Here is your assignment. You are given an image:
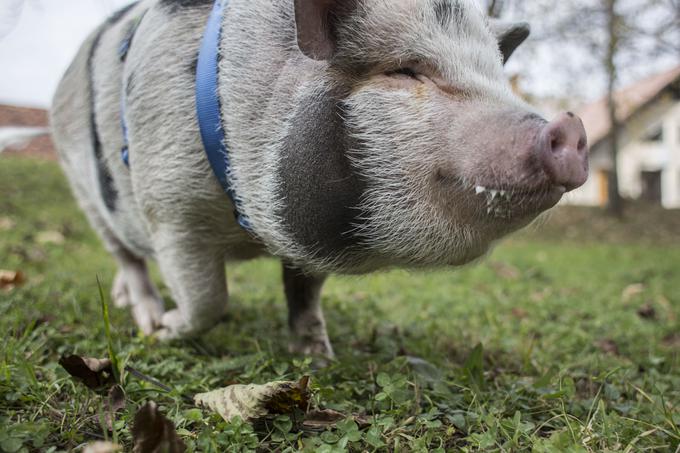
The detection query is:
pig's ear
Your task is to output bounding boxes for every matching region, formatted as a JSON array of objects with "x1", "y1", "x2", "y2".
[
  {"x1": 489, "y1": 20, "x2": 531, "y2": 64},
  {"x1": 294, "y1": 0, "x2": 343, "y2": 60}
]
